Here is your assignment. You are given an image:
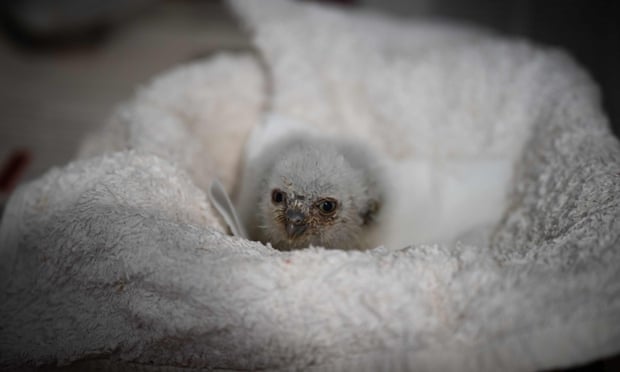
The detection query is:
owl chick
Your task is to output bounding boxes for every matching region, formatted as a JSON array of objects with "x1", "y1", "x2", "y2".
[{"x1": 236, "y1": 134, "x2": 383, "y2": 251}]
